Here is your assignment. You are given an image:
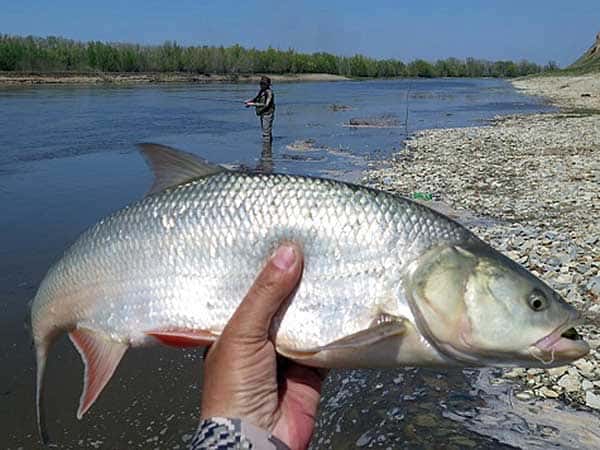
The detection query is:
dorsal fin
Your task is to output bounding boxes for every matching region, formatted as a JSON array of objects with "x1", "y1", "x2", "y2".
[{"x1": 138, "y1": 143, "x2": 225, "y2": 195}]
